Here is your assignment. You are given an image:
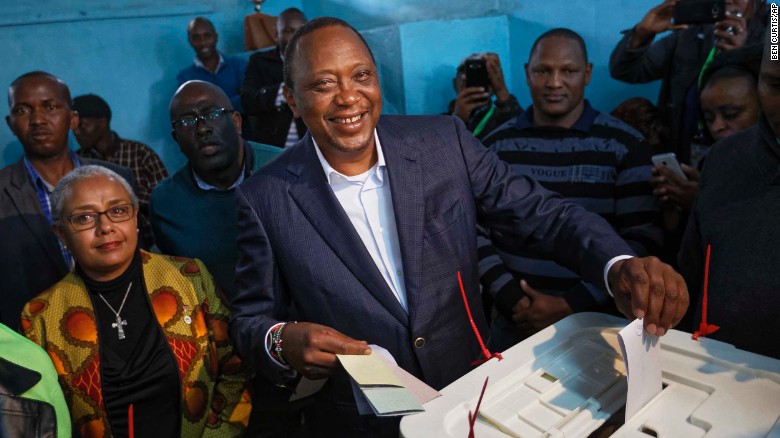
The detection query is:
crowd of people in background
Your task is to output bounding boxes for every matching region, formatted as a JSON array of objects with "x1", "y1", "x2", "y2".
[{"x1": 0, "y1": 1, "x2": 777, "y2": 436}]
